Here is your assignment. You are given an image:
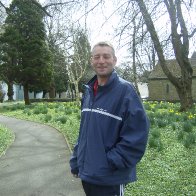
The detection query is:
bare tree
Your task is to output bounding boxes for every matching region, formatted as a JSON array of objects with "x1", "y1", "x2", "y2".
[
  {"x1": 132, "y1": 17, "x2": 140, "y2": 96},
  {"x1": 114, "y1": 1, "x2": 156, "y2": 92},
  {"x1": 132, "y1": 0, "x2": 195, "y2": 111},
  {"x1": 112, "y1": 0, "x2": 196, "y2": 111},
  {"x1": 43, "y1": 1, "x2": 74, "y2": 98},
  {"x1": 64, "y1": 26, "x2": 91, "y2": 100}
]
